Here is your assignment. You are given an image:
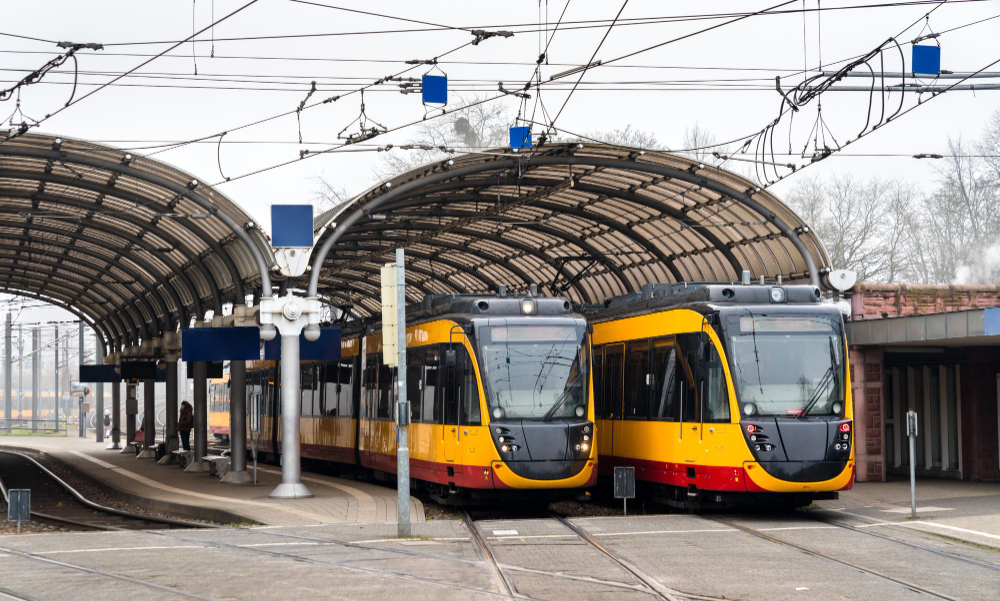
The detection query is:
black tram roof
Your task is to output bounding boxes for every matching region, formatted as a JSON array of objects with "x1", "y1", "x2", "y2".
[{"x1": 585, "y1": 282, "x2": 824, "y2": 323}]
